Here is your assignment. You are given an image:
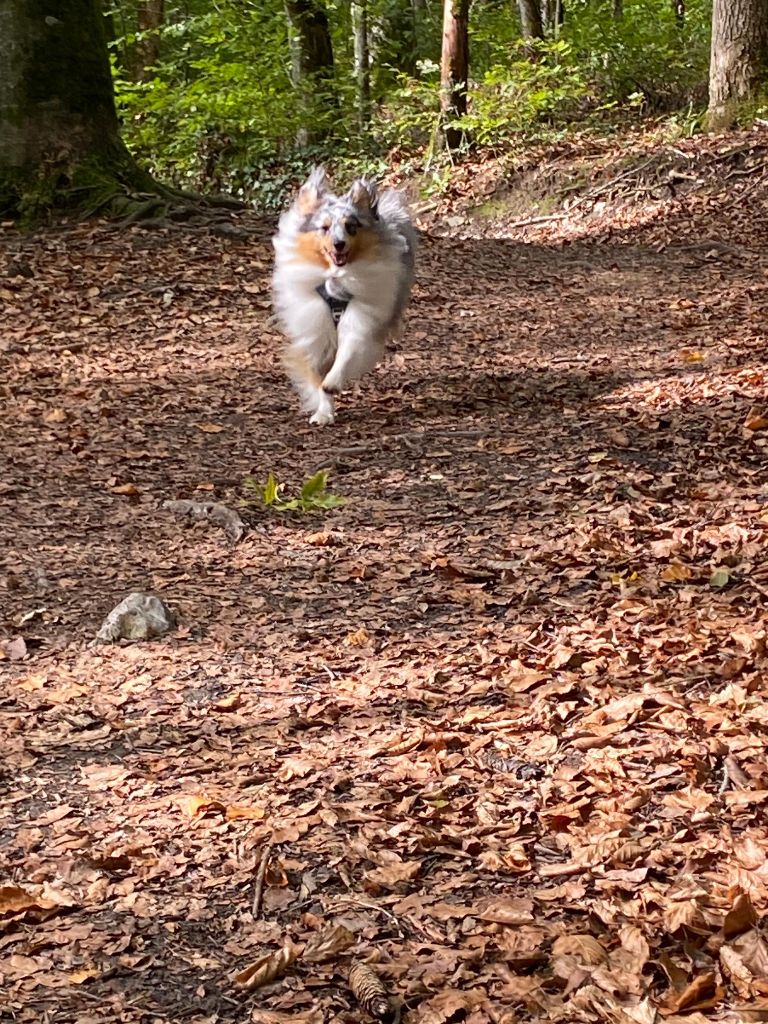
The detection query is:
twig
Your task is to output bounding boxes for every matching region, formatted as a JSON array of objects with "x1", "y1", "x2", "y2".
[
  {"x1": 332, "y1": 894, "x2": 410, "y2": 938},
  {"x1": 724, "y1": 160, "x2": 768, "y2": 180},
  {"x1": 251, "y1": 837, "x2": 274, "y2": 918},
  {"x1": 571, "y1": 154, "x2": 659, "y2": 208},
  {"x1": 719, "y1": 172, "x2": 768, "y2": 214},
  {"x1": 506, "y1": 212, "x2": 568, "y2": 229}
]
